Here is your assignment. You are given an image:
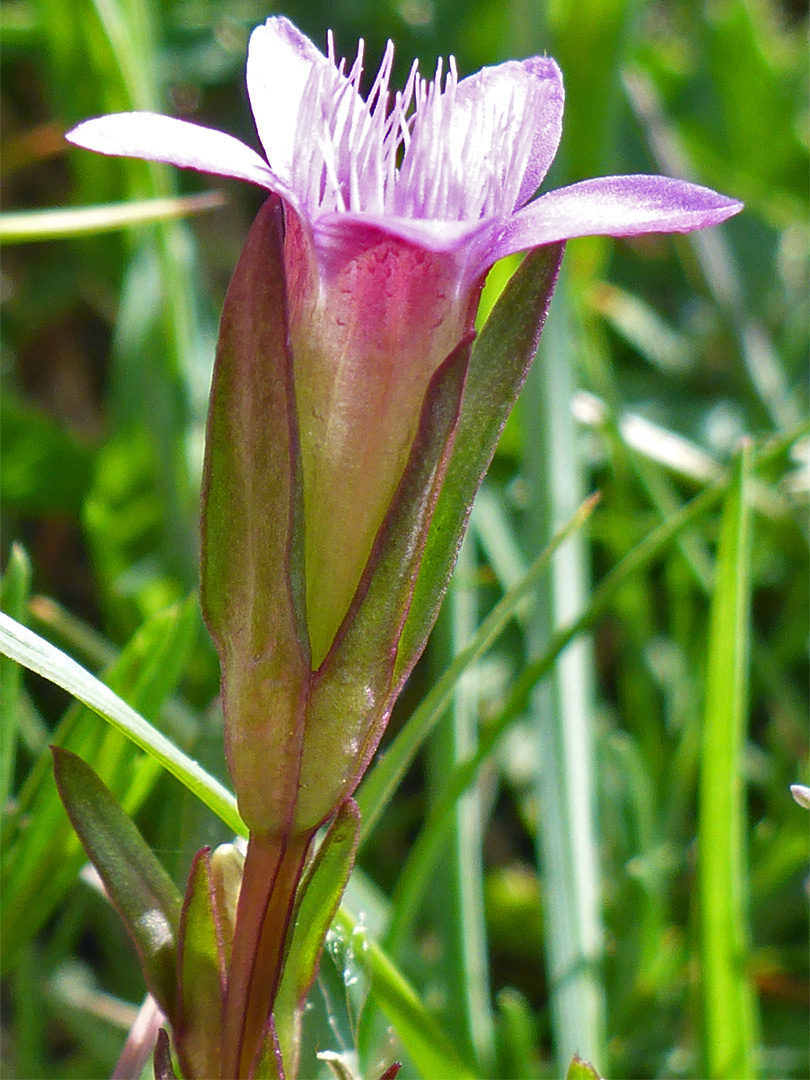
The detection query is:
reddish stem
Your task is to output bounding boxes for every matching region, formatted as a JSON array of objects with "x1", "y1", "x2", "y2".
[{"x1": 221, "y1": 831, "x2": 314, "y2": 1079}]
